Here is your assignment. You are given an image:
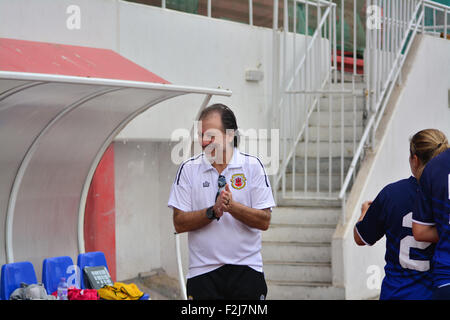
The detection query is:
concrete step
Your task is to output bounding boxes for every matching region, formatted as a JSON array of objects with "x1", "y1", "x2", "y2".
[
  {"x1": 334, "y1": 70, "x2": 364, "y2": 83},
  {"x1": 266, "y1": 280, "x2": 345, "y2": 300},
  {"x1": 275, "y1": 193, "x2": 342, "y2": 207},
  {"x1": 284, "y1": 156, "x2": 352, "y2": 174},
  {"x1": 263, "y1": 223, "x2": 335, "y2": 243},
  {"x1": 295, "y1": 141, "x2": 356, "y2": 158},
  {"x1": 305, "y1": 125, "x2": 364, "y2": 142},
  {"x1": 264, "y1": 261, "x2": 332, "y2": 283},
  {"x1": 309, "y1": 110, "x2": 364, "y2": 126},
  {"x1": 262, "y1": 241, "x2": 332, "y2": 263},
  {"x1": 325, "y1": 81, "x2": 366, "y2": 91},
  {"x1": 277, "y1": 176, "x2": 355, "y2": 195},
  {"x1": 318, "y1": 95, "x2": 365, "y2": 112},
  {"x1": 270, "y1": 206, "x2": 340, "y2": 225},
  {"x1": 283, "y1": 172, "x2": 342, "y2": 191}
]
